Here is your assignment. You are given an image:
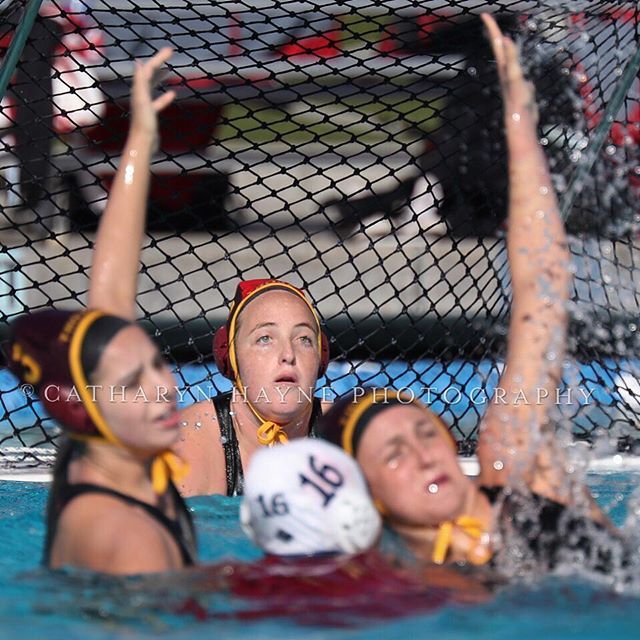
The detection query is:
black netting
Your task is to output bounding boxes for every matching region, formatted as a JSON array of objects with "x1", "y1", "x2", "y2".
[{"x1": 0, "y1": 0, "x2": 639, "y2": 465}]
